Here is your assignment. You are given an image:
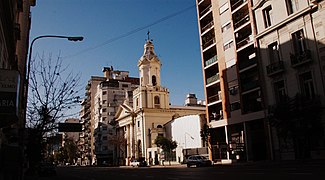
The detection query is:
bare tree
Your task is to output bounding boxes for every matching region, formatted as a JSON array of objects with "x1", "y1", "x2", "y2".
[
  {"x1": 26, "y1": 53, "x2": 82, "y2": 136},
  {"x1": 108, "y1": 133, "x2": 127, "y2": 165}
]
